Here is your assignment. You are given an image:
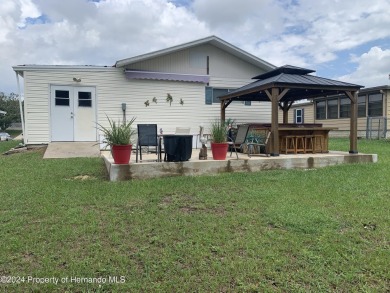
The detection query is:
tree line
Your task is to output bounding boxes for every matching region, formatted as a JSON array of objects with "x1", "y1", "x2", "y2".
[{"x1": 0, "y1": 92, "x2": 22, "y2": 131}]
